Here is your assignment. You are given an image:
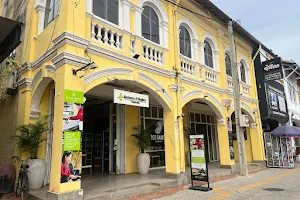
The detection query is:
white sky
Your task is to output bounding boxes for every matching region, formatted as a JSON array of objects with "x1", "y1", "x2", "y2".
[{"x1": 210, "y1": 0, "x2": 300, "y2": 63}]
